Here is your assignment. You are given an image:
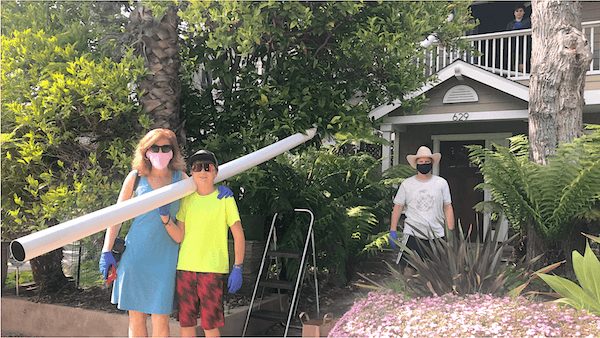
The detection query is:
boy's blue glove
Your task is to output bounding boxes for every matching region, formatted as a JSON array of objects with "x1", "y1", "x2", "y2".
[
  {"x1": 389, "y1": 230, "x2": 398, "y2": 250},
  {"x1": 217, "y1": 185, "x2": 234, "y2": 199},
  {"x1": 228, "y1": 265, "x2": 243, "y2": 293},
  {"x1": 158, "y1": 203, "x2": 170, "y2": 216},
  {"x1": 99, "y1": 251, "x2": 117, "y2": 279}
]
